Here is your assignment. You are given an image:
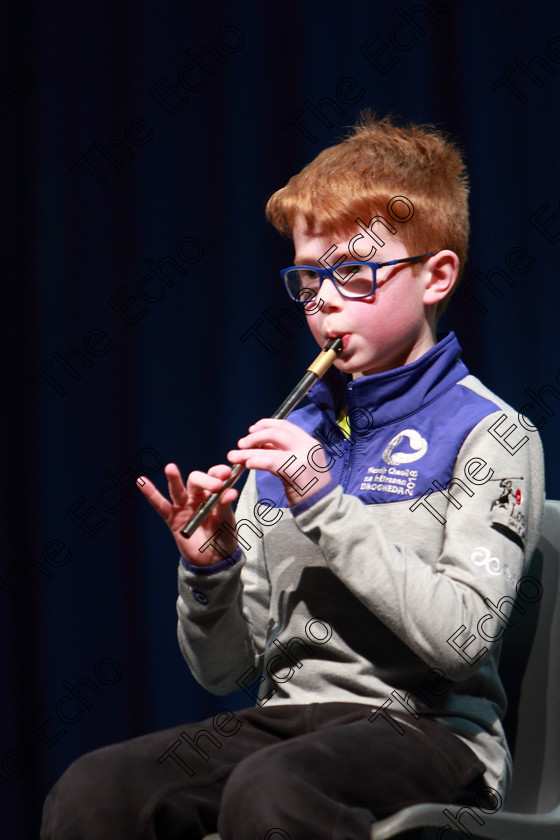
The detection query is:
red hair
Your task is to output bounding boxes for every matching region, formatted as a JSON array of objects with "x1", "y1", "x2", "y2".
[{"x1": 266, "y1": 112, "x2": 469, "y2": 316}]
